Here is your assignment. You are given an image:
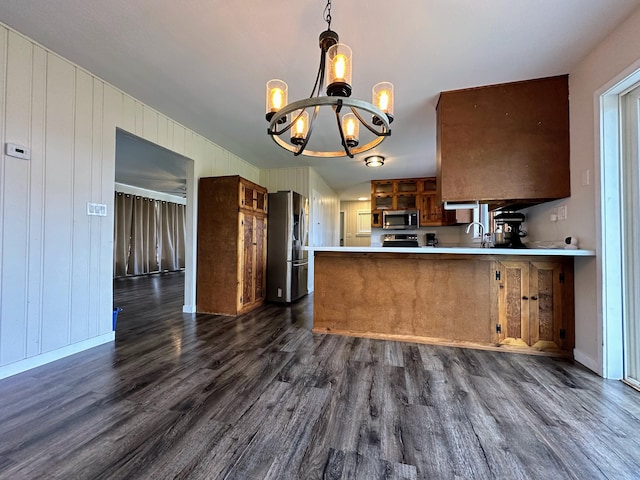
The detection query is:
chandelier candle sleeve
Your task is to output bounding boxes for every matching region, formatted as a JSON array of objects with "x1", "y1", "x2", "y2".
[
  {"x1": 291, "y1": 111, "x2": 309, "y2": 145},
  {"x1": 266, "y1": 79, "x2": 288, "y2": 123},
  {"x1": 372, "y1": 82, "x2": 394, "y2": 125},
  {"x1": 342, "y1": 113, "x2": 359, "y2": 148},
  {"x1": 327, "y1": 44, "x2": 352, "y2": 97}
]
